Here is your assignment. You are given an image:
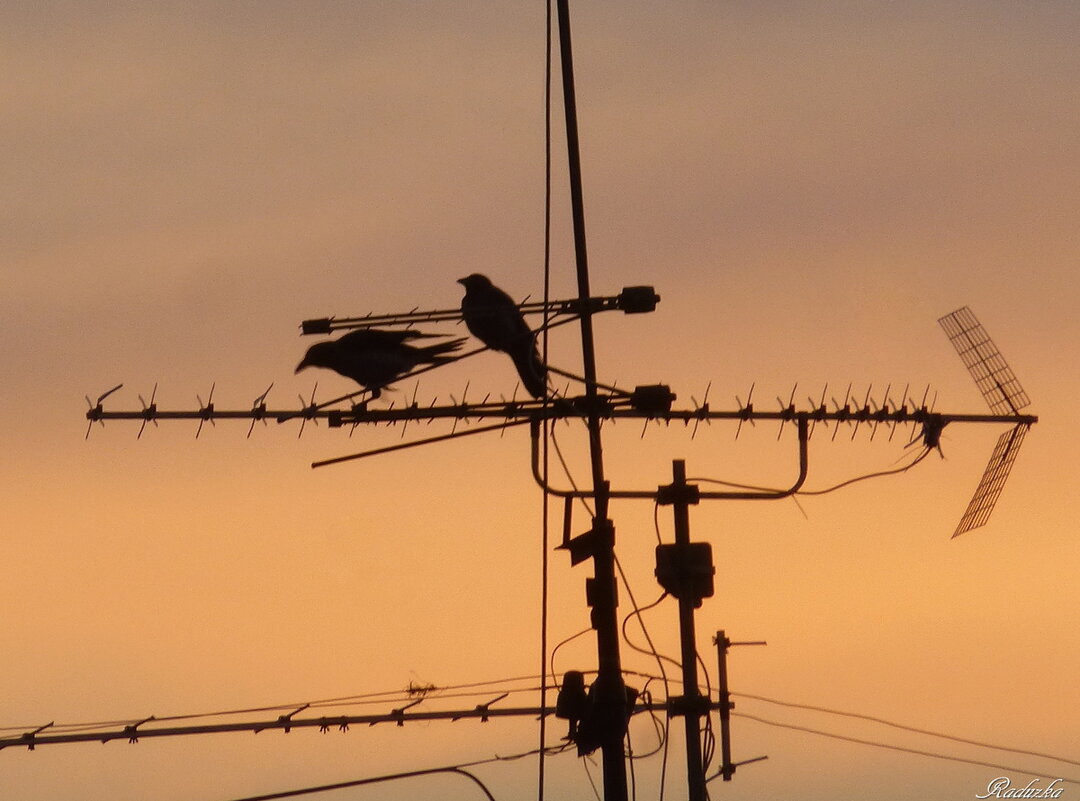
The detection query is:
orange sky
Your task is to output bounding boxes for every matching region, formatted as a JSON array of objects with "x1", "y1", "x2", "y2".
[{"x1": 2, "y1": 2, "x2": 1078, "y2": 799}]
